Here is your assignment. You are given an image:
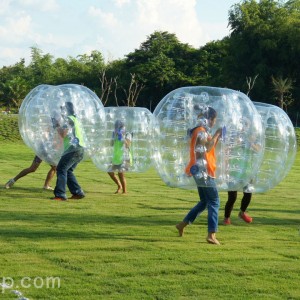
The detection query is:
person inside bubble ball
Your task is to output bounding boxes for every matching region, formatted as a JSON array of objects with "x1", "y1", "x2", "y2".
[
  {"x1": 5, "y1": 155, "x2": 56, "y2": 190},
  {"x1": 224, "y1": 128, "x2": 262, "y2": 225},
  {"x1": 176, "y1": 106, "x2": 222, "y2": 245},
  {"x1": 107, "y1": 119, "x2": 132, "y2": 194},
  {"x1": 51, "y1": 102, "x2": 85, "y2": 201}
]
